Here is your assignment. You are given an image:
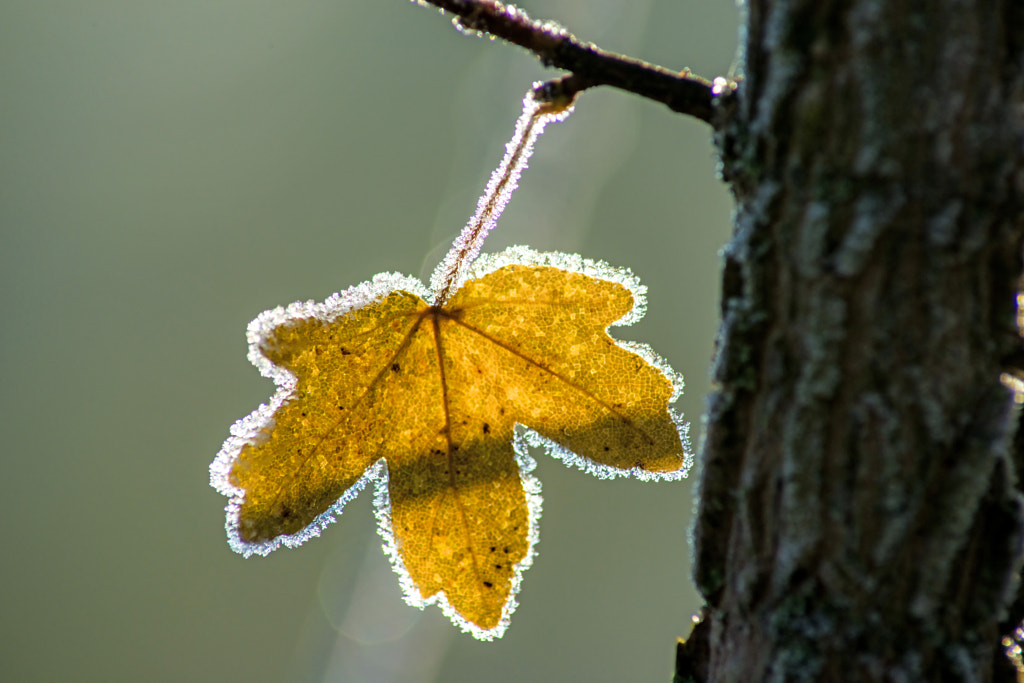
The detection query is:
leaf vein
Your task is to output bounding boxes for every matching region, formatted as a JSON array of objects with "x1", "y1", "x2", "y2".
[
  {"x1": 265, "y1": 310, "x2": 426, "y2": 510},
  {"x1": 429, "y1": 311, "x2": 486, "y2": 595},
  {"x1": 444, "y1": 315, "x2": 656, "y2": 446}
]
